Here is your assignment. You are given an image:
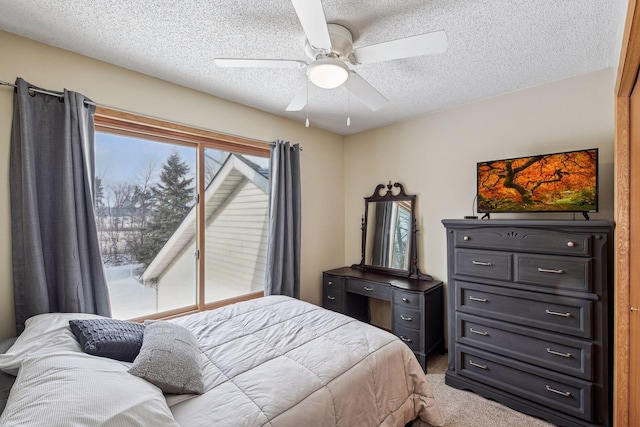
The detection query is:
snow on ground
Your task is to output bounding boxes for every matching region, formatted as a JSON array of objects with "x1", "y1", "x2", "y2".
[{"x1": 105, "y1": 265, "x2": 156, "y2": 319}]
